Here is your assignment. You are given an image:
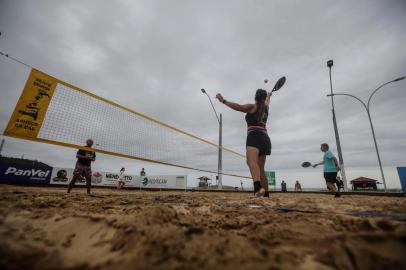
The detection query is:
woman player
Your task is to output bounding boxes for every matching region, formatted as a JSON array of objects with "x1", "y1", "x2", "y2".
[
  {"x1": 216, "y1": 89, "x2": 272, "y2": 197},
  {"x1": 117, "y1": 167, "x2": 126, "y2": 190}
]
